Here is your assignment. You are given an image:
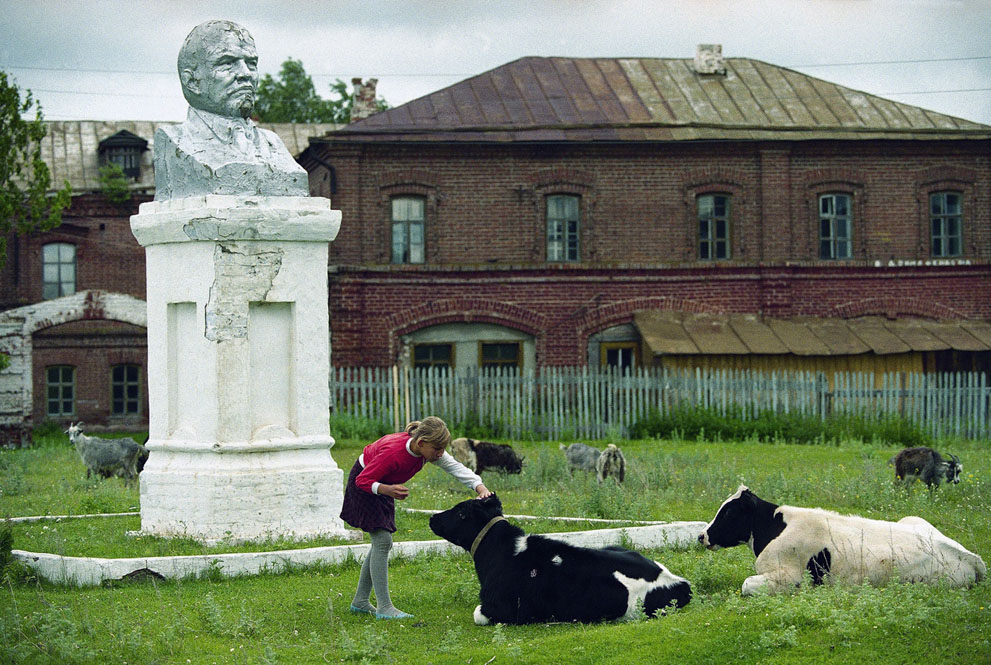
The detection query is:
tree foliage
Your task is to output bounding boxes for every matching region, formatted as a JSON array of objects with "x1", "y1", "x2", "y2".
[
  {"x1": 0, "y1": 70, "x2": 71, "y2": 269},
  {"x1": 253, "y1": 58, "x2": 387, "y2": 124}
]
